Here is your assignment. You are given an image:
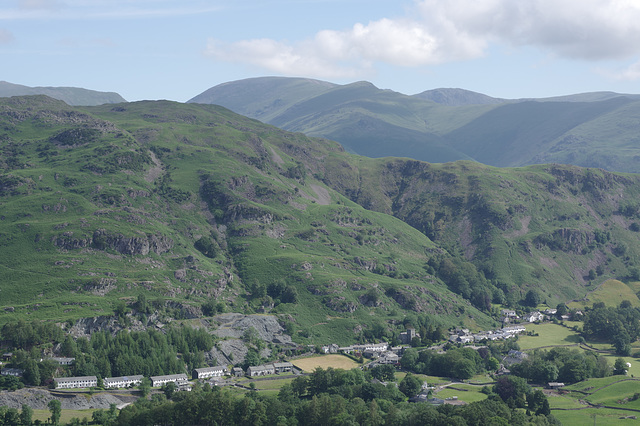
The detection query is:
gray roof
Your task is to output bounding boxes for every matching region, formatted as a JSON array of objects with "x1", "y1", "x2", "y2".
[
  {"x1": 54, "y1": 376, "x2": 97, "y2": 383},
  {"x1": 104, "y1": 375, "x2": 143, "y2": 383}
]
